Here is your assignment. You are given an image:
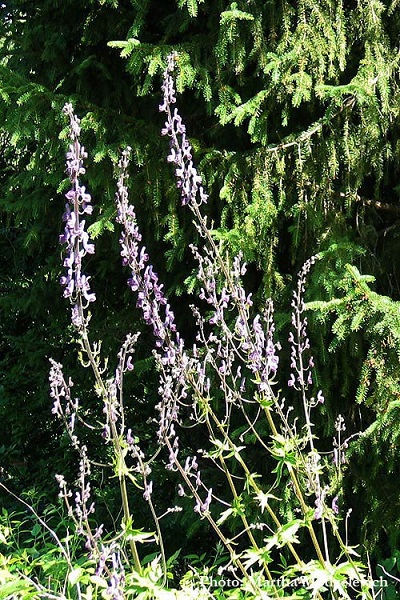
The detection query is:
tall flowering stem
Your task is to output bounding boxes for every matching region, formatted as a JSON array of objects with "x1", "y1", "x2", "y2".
[
  {"x1": 60, "y1": 103, "x2": 96, "y2": 330},
  {"x1": 288, "y1": 255, "x2": 323, "y2": 452},
  {"x1": 115, "y1": 147, "x2": 190, "y2": 446},
  {"x1": 59, "y1": 105, "x2": 105, "y2": 399},
  {"x1": 287, "y1": 258, "x2": 338, "y2": 562},
  {"x1": 115, "y1": 58, "x2": 322, "y2": 595},
  {"x1": 158, "y1": 52, "x2": 372, "y2": 596},
  {"x1": 49, "y1": 359, "x2": 105, "y2": 569},
  {"x1": 159, "y1": 53, "x2": 208, "y2": 208},
  {"x1": 48, "y1": 64, "x2": 374, "y2": 599},
  {"x1": 54, "y1": 106, "x2": 144, "y2": 578},
  {"x1": 159, "y1": 56, "x2": 283, "y2": 422},
  {"x1": 116, "y1": 142, "x2": 283, "y2": 598}
]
